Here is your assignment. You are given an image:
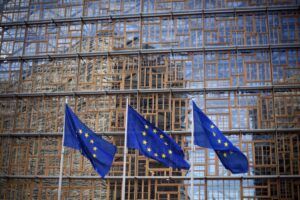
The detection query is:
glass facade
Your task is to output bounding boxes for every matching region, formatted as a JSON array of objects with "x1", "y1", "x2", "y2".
[{"x1": 0, "y1": 0, "x2": 299, "y2": 199}]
